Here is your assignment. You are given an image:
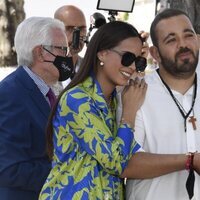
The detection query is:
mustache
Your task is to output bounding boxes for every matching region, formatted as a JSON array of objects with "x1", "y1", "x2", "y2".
[{"x1": 176, "y1": 47, "x2": 193, "y2": 57}]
